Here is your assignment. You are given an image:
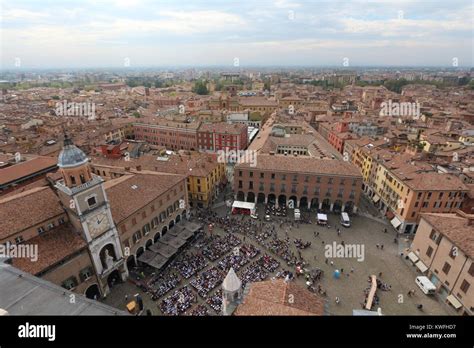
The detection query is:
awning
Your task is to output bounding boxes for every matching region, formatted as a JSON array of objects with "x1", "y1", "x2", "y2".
[
  {"x1": 372, "y1": 195, "x2": 380, "y2": 203},
  {"x1": 415, "y1": 260, "x2": 428, "y2": 273},
  {"x1": 149, "y1": 242, "x2": 177, "y2": 258},
  {"x1": 137, "y1": 250, "x2": 157, "y2": 264},
  {"x1": 446, "y1": 295, "x2": 462, "y2": 310},
  {"x1": 391, "y1": 217, "x2": 402, "y2": 229},
  {"x1": 408, "y1": 252, "x2": 419, "y2": 263}
]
